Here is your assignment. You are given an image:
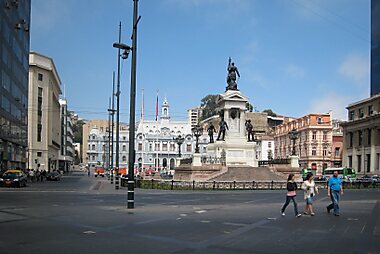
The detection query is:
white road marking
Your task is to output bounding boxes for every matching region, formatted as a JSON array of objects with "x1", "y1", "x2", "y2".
[{"x1": 195, "y1": 210, "x2": 207, "y2": 214}]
